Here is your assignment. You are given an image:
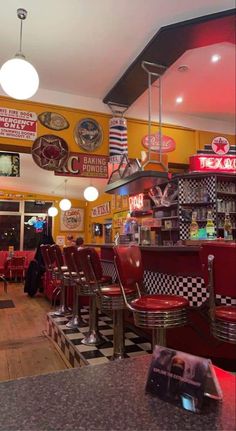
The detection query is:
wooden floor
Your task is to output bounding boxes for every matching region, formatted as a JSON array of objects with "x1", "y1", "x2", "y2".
[{"x1": 0, "y1": 281, "x2": 69, "y2": 382}]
